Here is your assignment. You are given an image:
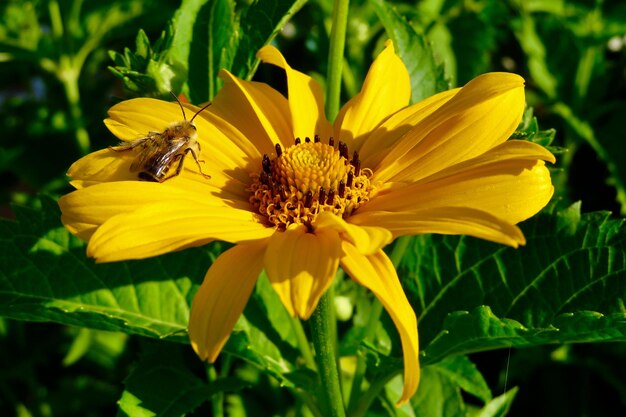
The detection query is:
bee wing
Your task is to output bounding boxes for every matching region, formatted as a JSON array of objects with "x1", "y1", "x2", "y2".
[
  {"x1": 151, "y1": 139, "x2": 188, "y2": 168},
  {"x1": 128, "y1": 136, "x2": 163, "y2": 172}
]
